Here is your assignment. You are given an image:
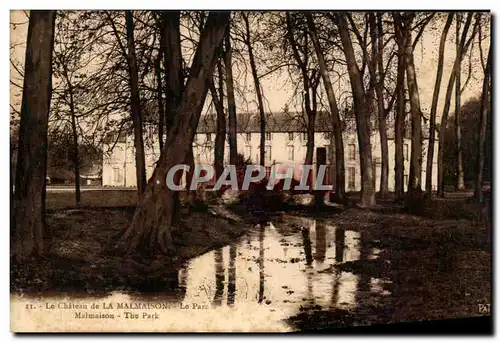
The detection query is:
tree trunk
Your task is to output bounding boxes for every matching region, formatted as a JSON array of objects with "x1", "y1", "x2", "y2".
[
  {"x1": 125, "y1": 10, "x2": 147, "y2": 195},
  {"x1": 155, "y1": 53, "x2": 165, "y2": 150},
  {"x1": 243, "y1": 13, "x2": 266, "y2": 166},
  {"x1": 374, "y1": 13, "x2": 389, "y2": 198},
  {"x1": 394, "y1": 18, "x2": 406, "y2": 202},
  {"x1": 121, "y1": 12, "x2": 230, "y2": 255},
  {"x1": 455, "y1": 14, "x2": 465, "y2": 190},
  {"x1": 474, "y1": 48, "x2": 491, "y2": 203},
  {"x1": 403, "y1": 16, "x2": 423, "y2": 193},
  {"x1": 212, "y1": 60, "x2": 226, "y2": 180},
  {"x1": 438, "y1": 13, "x2": 473, "y2": 197},
  {"x1": 69, "y1": 89, "x2": 81, "y2": 204},
  {"x1": 12, "y1": 10, "x2": 56, "y2": 261},
  {"x1": 162, "y1": 11, "x2": 184, "y2": 132},
  {"x1": 61, "y1": 64, "x2": 81, "y2": 205},
  {"x1": 161, "y1": 11, "x2": 186, "y2": 220},
  {"x1": 426, "y1": 13, "x2": 453, "y2": 194},
  {"x1": 337, "y1": 14, "x2": 376, "y2": 207},
  {"x1": 306, "y1": 14, "x2": 345, "y2": 202},
  {"x1": 224, "y1": 25, "x2": 238, "y2": 165}
]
